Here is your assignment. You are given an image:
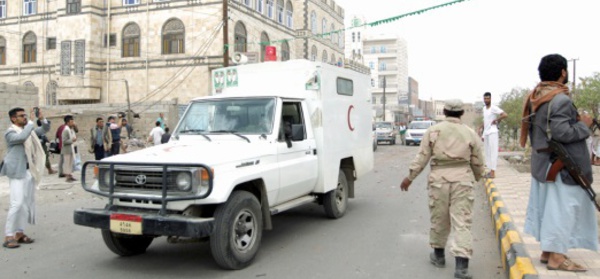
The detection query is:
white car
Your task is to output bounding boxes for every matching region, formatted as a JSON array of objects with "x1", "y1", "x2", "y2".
[{"x1": 405, "y1": 120, "x2": 436, "y2": 145}]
